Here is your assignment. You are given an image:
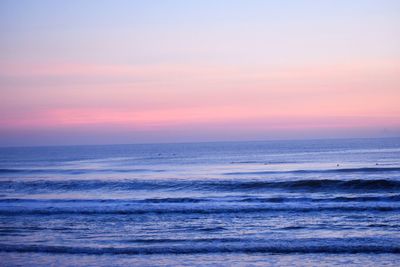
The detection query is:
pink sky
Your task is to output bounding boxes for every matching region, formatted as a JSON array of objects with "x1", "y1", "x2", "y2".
[
  {"x1": 1, "y1": 1, "x2": 399, "y2": 146},
  {"x1": 1, "y1": 60, "x2": 399, "y2": 145}
]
